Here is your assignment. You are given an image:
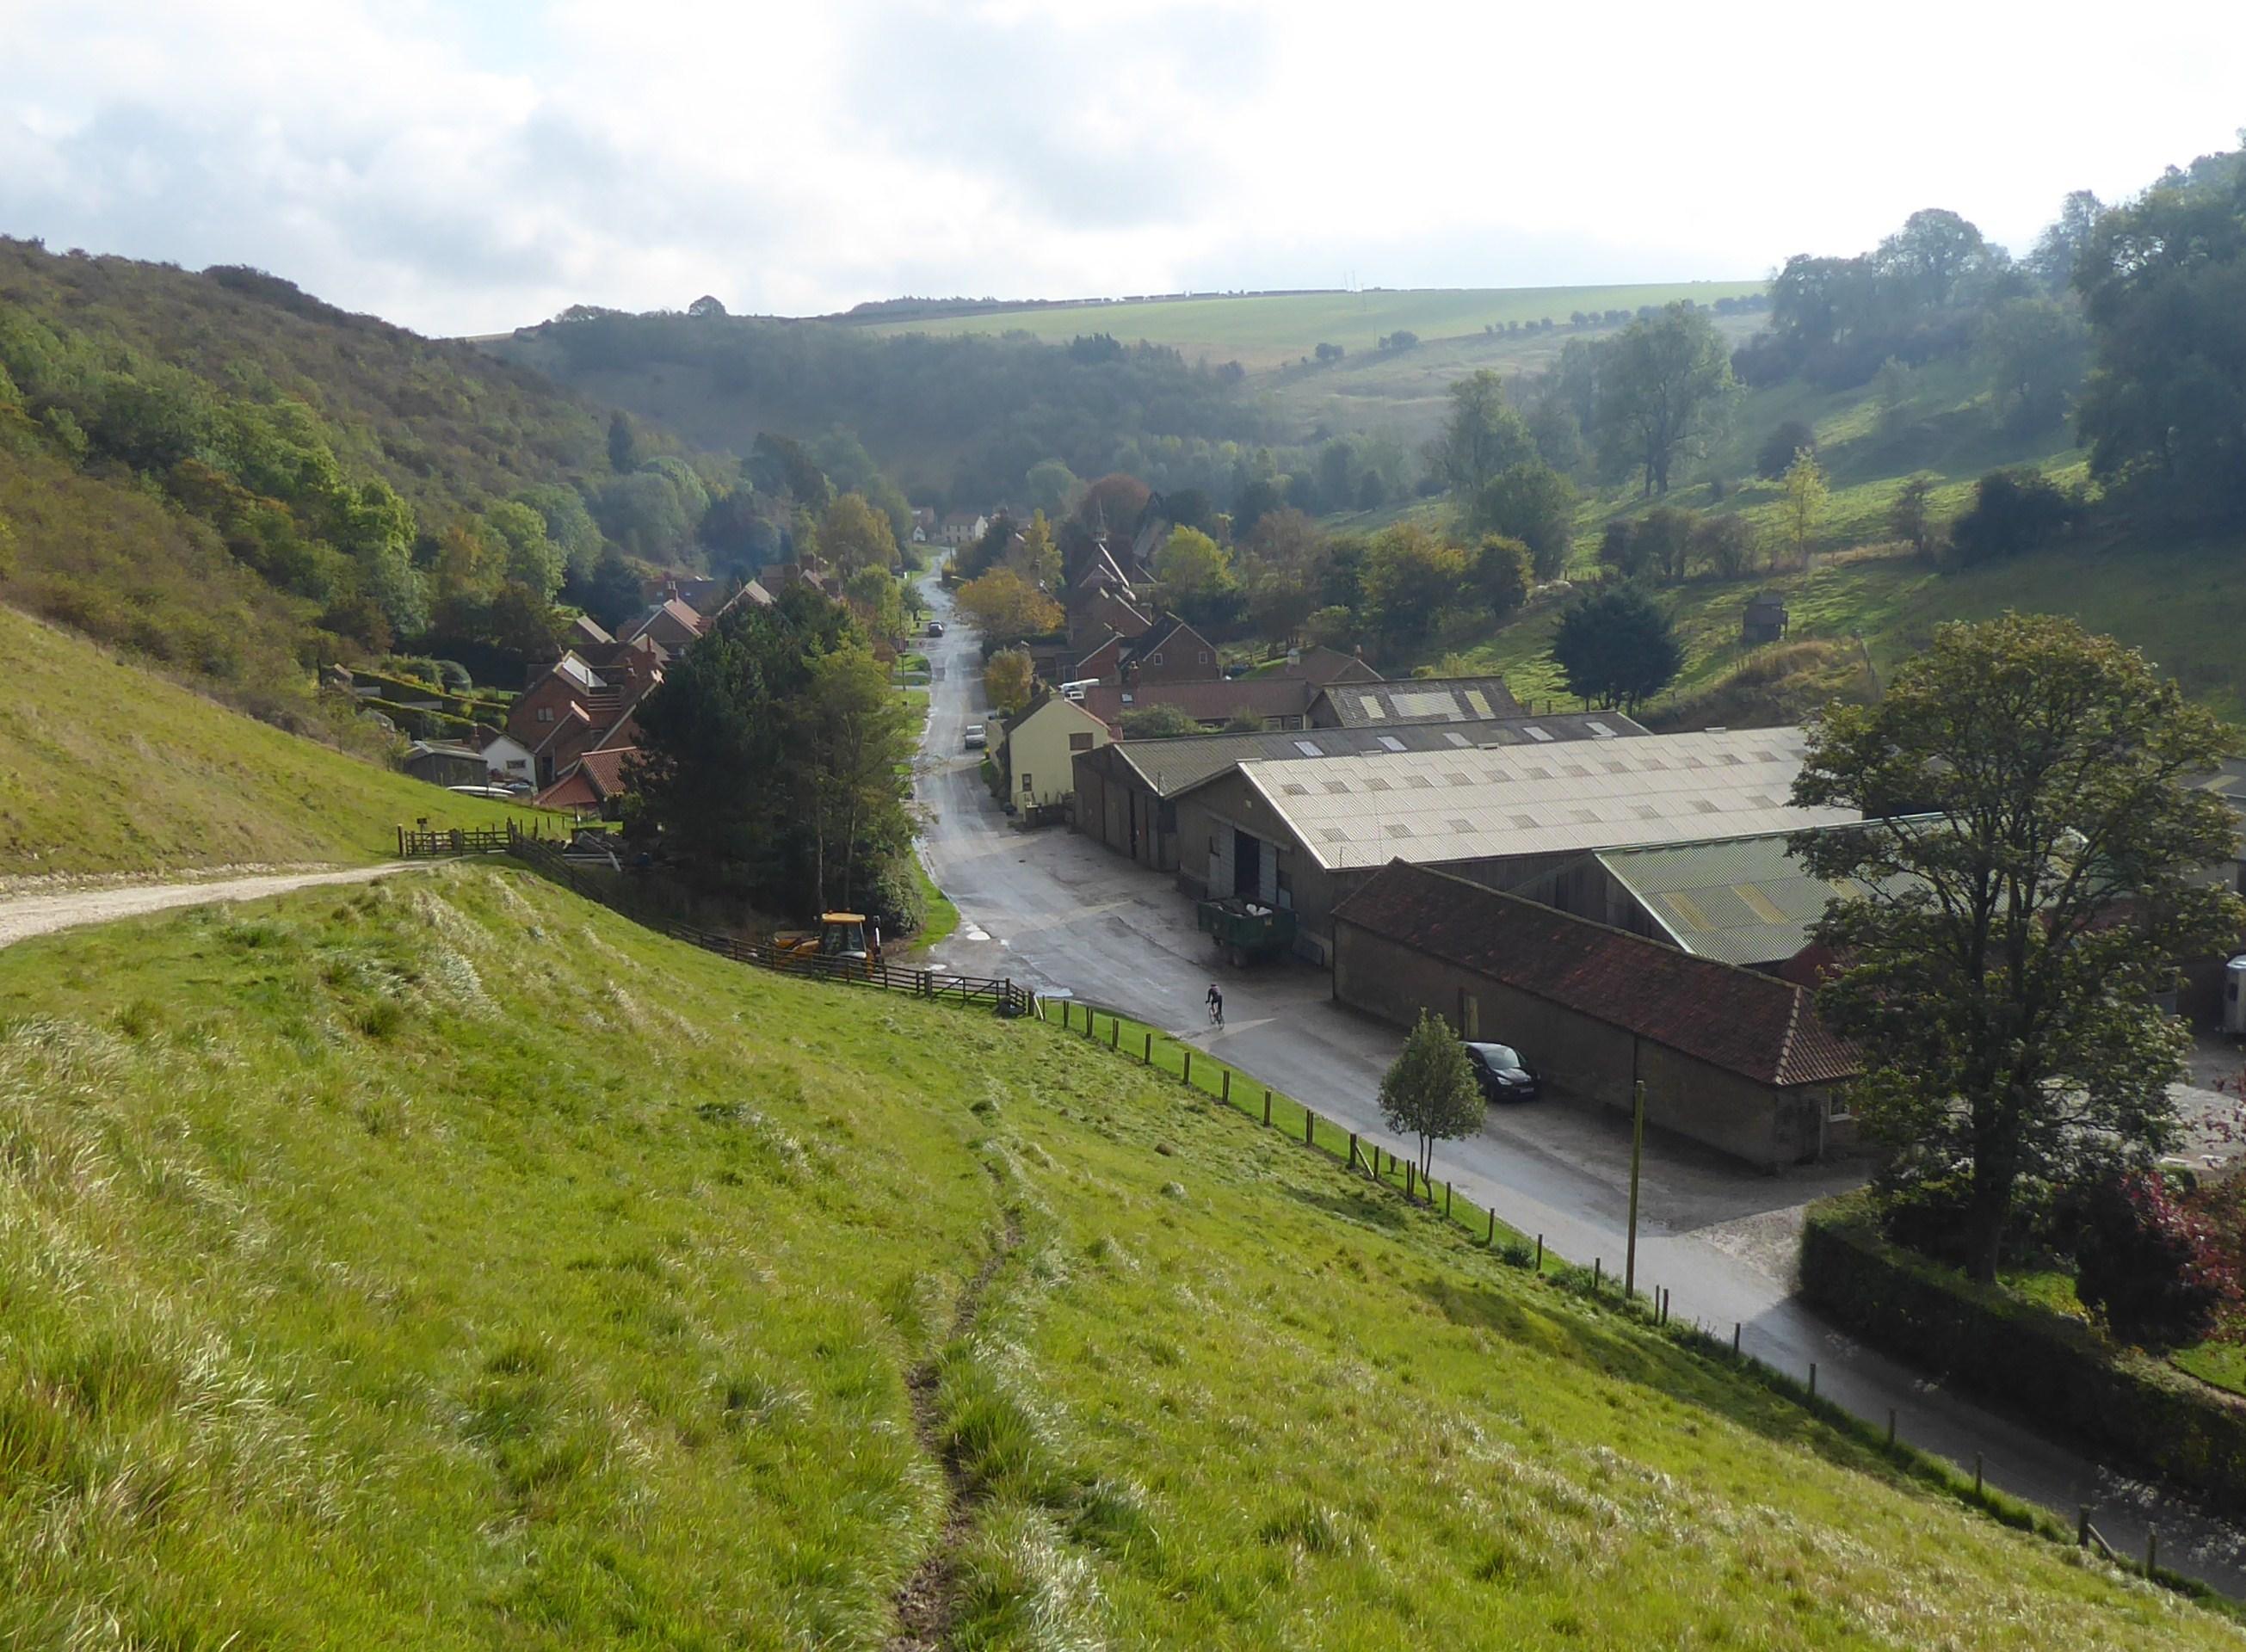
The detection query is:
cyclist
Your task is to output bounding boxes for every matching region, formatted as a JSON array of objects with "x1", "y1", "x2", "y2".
[{"x1": 1205, "y1": 983, "x2": 1225, "y2": 1026}]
